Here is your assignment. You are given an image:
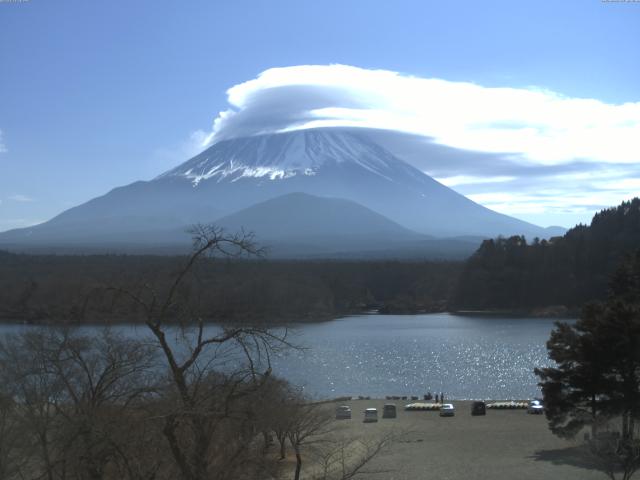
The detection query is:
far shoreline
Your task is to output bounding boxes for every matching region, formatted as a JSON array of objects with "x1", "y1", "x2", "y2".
[{"x1": 0, "y1": 306, "x2": 579, "y2": 326}]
